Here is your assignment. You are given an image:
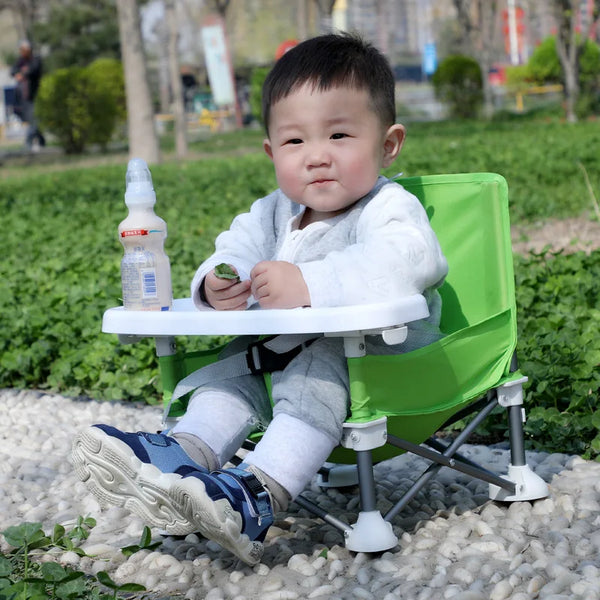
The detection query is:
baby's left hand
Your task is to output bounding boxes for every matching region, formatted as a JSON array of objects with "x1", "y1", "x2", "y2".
[{"x1": 250, "y1": 261, "x2": 310, "y2": 309}]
